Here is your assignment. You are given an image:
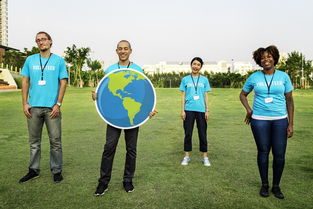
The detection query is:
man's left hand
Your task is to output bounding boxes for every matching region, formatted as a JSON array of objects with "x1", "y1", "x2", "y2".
[
  {"x1": 50, "y1": 105, "x2": 60, "y2": 118},
  {"x1": 149, "y1": 109, "x2": 158, "y2": 118}
]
